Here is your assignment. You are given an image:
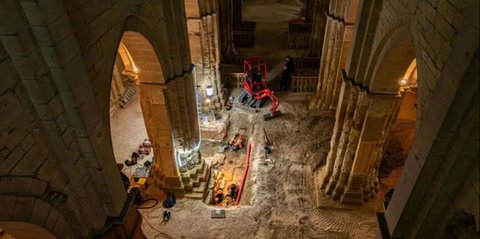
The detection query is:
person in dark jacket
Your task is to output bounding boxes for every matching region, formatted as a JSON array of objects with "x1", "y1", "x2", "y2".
[{"x1": 280, "y1": 56, "x2": 295, "y2": 91}]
